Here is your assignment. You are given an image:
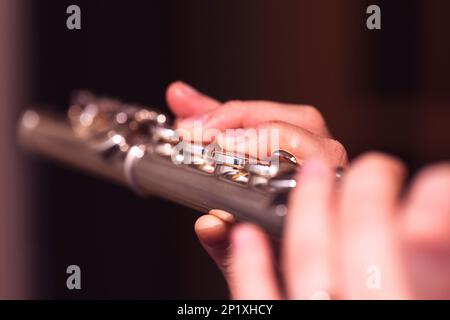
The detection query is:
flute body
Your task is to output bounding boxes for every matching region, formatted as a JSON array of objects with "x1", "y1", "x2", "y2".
[{"x1": 18, "y1": 92, "x2": 298, "y2": 238}]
